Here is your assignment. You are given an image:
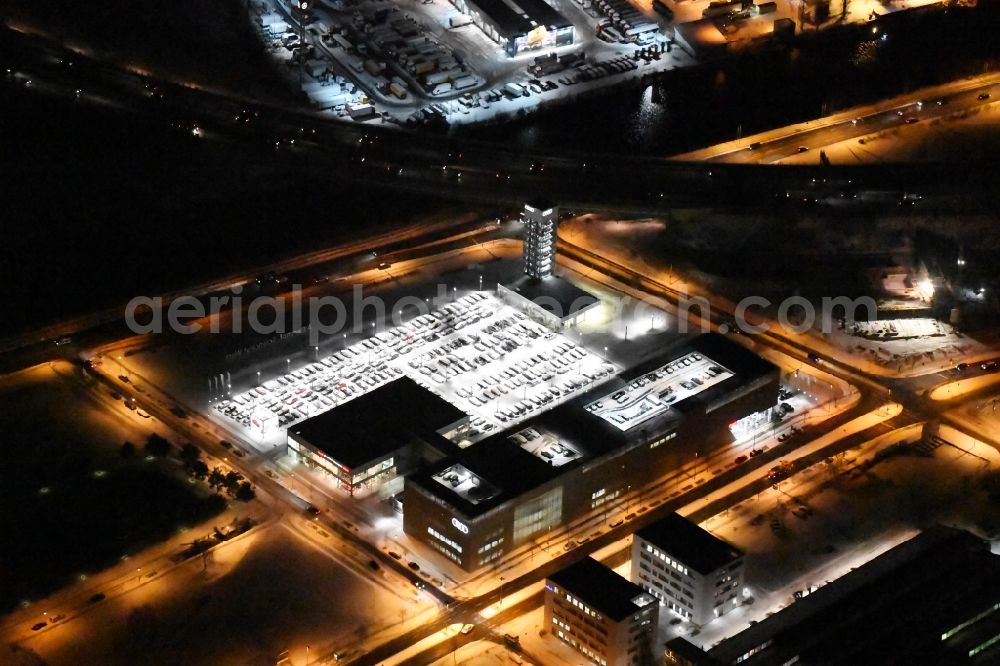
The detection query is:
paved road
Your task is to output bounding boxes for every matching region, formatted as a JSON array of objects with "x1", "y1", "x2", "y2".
[
  {"x1": 7, "y1": 26, "x2": 1000, "y2": 661},
  {"x1": 6, "y1": 26, "x2": 1000, "y2": 218},
  {"x1": 8, "y1": 229, "x2": 995, "y2": 665},
  {"x1": 675, "y1": 72, "x2": 1000, "y2": 164}
]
